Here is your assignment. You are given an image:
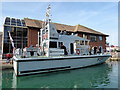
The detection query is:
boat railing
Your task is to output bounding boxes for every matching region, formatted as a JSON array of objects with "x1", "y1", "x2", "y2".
[
  {"x1": 14, "y1": 48, "x2": 22, "y2": 56},
  {"x1": 49, "y1": 48, "x2": 64, "y2": 56}
]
